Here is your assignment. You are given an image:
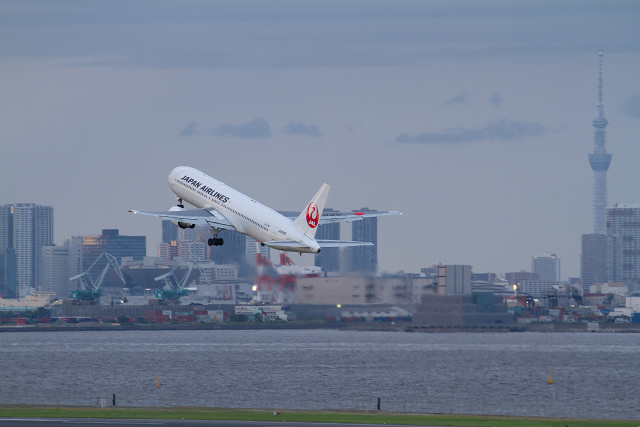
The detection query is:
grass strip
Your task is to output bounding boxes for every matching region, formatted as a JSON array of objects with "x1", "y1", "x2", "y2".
[{"x1": 0, "y1": 405, "x2": 638, "y2": 426}]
